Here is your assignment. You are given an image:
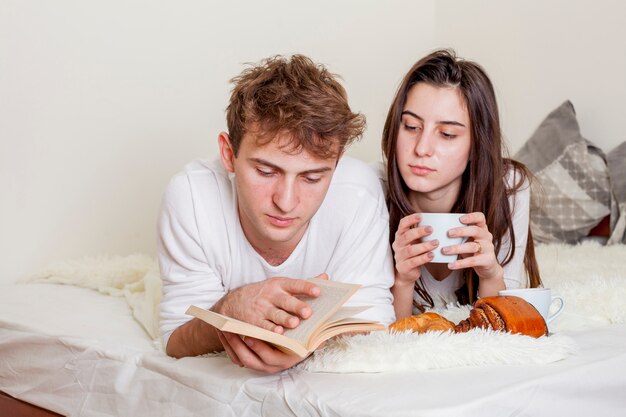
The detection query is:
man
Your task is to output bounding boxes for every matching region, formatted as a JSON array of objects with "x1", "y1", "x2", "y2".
[{"x1": 158, "y1": 55, "x2": 395, "y2": 373}]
